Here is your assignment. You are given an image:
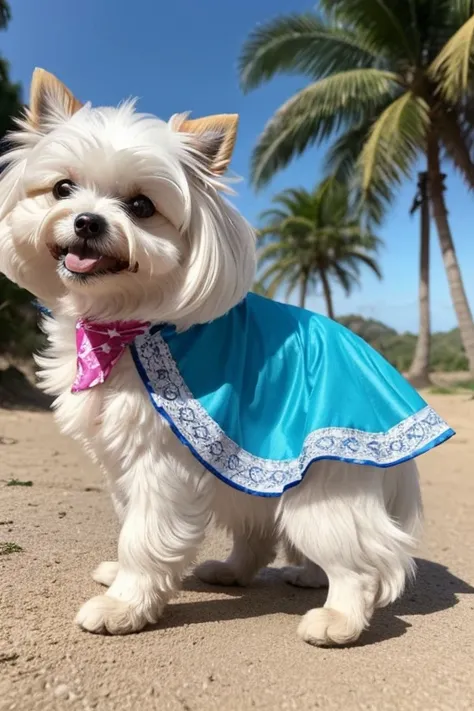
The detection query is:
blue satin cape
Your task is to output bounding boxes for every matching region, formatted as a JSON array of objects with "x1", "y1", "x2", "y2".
[{"x1": 130, "y1": 293, "x2": 454, "y2": 496}]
